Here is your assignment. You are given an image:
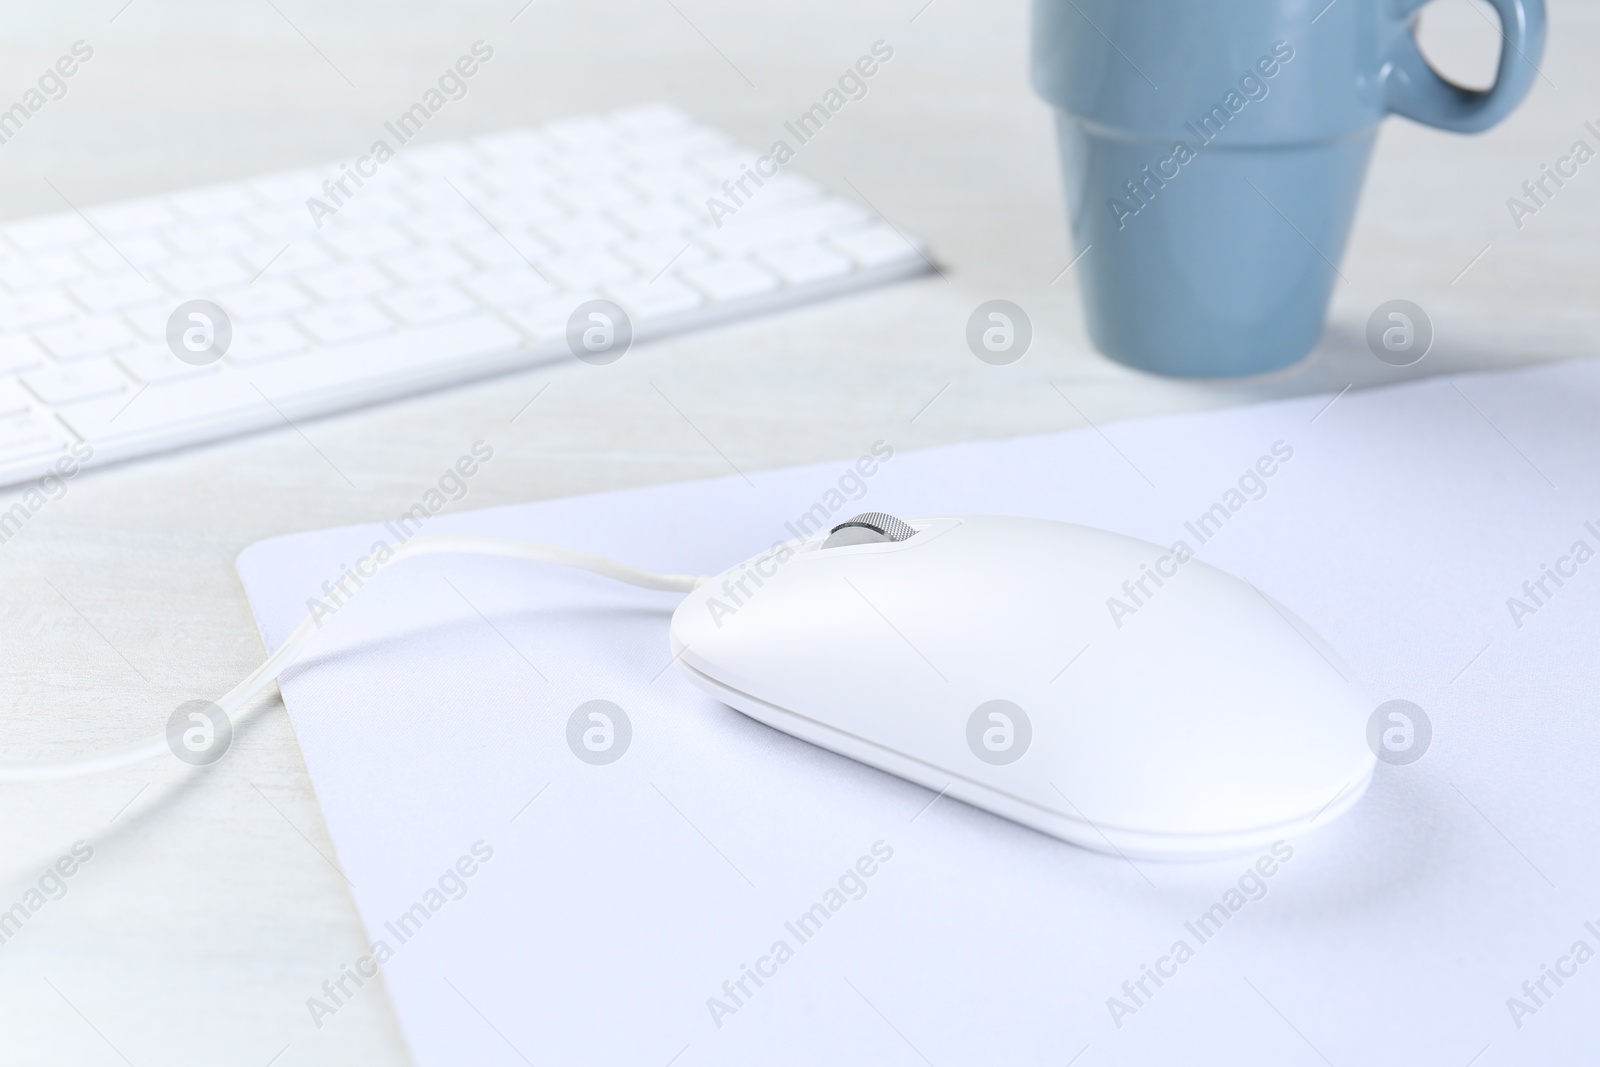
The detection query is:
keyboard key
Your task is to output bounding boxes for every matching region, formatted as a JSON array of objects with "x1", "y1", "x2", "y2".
[
  {"x1": 297, "y1": 302, "x2": 394, "y2": 345},
  {"x1": 88, "y1": 198, "x2": 178, "y2": 236},
  {"x1": 297, "y1": 264, "x2": 393, "y2": 303},
  {"x1": 0, "y1": 336, "x2": 48, "y2": 373},
  {"x1": 123, "y1": 302, "x2": 177, "y2": 340},
  {"x1": 700, "y1": 199, "x2": 868, "y2": 255},
  {"x1": 380, "y1": 247, "x2": 473, "y2": 284},
  {"x1": 604, "y1": 278, "x2": 704, "y2": 319},
  {"x1": 165, "y1": 221, "x2": 256, "y2": 255},
  {"x1": 226, "y1": 321, "x2": 308, "y2": 364},
  {"x1": 483, "y1": 193, "x2": 568, "y2": 229},
  {"x1": 5, "y1": 214, "x2": 96, "y2": 252},
  {"x1": 610, "y1": 200, "x2": 701, "y2": 238},
  {"x1": 238, "y1": 241, "x2": 333, "y2": 279},
  {"x1": 59, "y1": 373, "x2": 268, "y2": 445},
  {"x1": 827, "y1": 222, "x2": 920, "y2": 268},
  {"x1": 755, "y1": 242, "x2": 853, "y2": 285},
  {"x1": 538, "y1": 216, "x2": 628, "y2": 252},
  {"x1": 248, "y1": 315, "x2": 523, "y2": 401},
  {"x1": 79, "y1": 237, "x2": 171, "y2": 274},
  {"x1": 0, "y1": 291, "x2": 79, "y2": 330},
  {"x1": 381, "y1": 285, "x2": 476, "y2": 326},
  {"x1": 70, "y1": 274, "x2": 164, "y2": 314},
  {"x1": 505, "y1": 299, "x2": 582, "y2": 340},
  {"x1": 550, "y1": 183, "x2": 640, "y2": 217},
  {"x1": 615, "y1": 238, "x2": 711, "y2": 276},
  {"x1": 33, "y1": 318, "x2": 139, "y2": 361},
  {"x1": 406, "y1": 143, "x2": 485, "y2": 173},
  {"x1": 0, "y1": 251, "x2": 86, "y2": 291},
  {"x1": 243, "y1": 203, "x2": 317, "y2": 240},
  {"x1": 678, "y1": 260, "x2": 779, "y2": 302},
  {"x1": 334, "y1": 190, "x2": 412, "y2": 226},
  {"x1": 118, "y1": 344, "x2": 218, "y2": 384},
  {"x1": 460, "y1": 268, "x2": 557, "y2": 306},
  {"x1": 0, "y1": 377, "x2": 35, "y2": 415},
  {"x1": 219, "y1": 281, "x2": 312, "y2": 322},
  {"x1": 23, "y1": 358, "x2": 131, "y2": 405},
  {"x1": 159, "y1": 256, "x2": 250, "y2": 292},
  {"x1": 401, "y1": 212, "x2": 486, "y2": 245},
  {"x1": 320, "y1": 225, "x2": 413, "y2": 259},
  {"x1": 541, "y1": 252, "x2": 635, "y2": 288},
  {"x1": 456, "y1": 231, "x2": 551, "y2": 269},
  {"x1": 0, "y1": 411, "x2": 66, "y2": 460},
  {"x1": 474, "y1": 163, "x2": 552, "y2": 197}
]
